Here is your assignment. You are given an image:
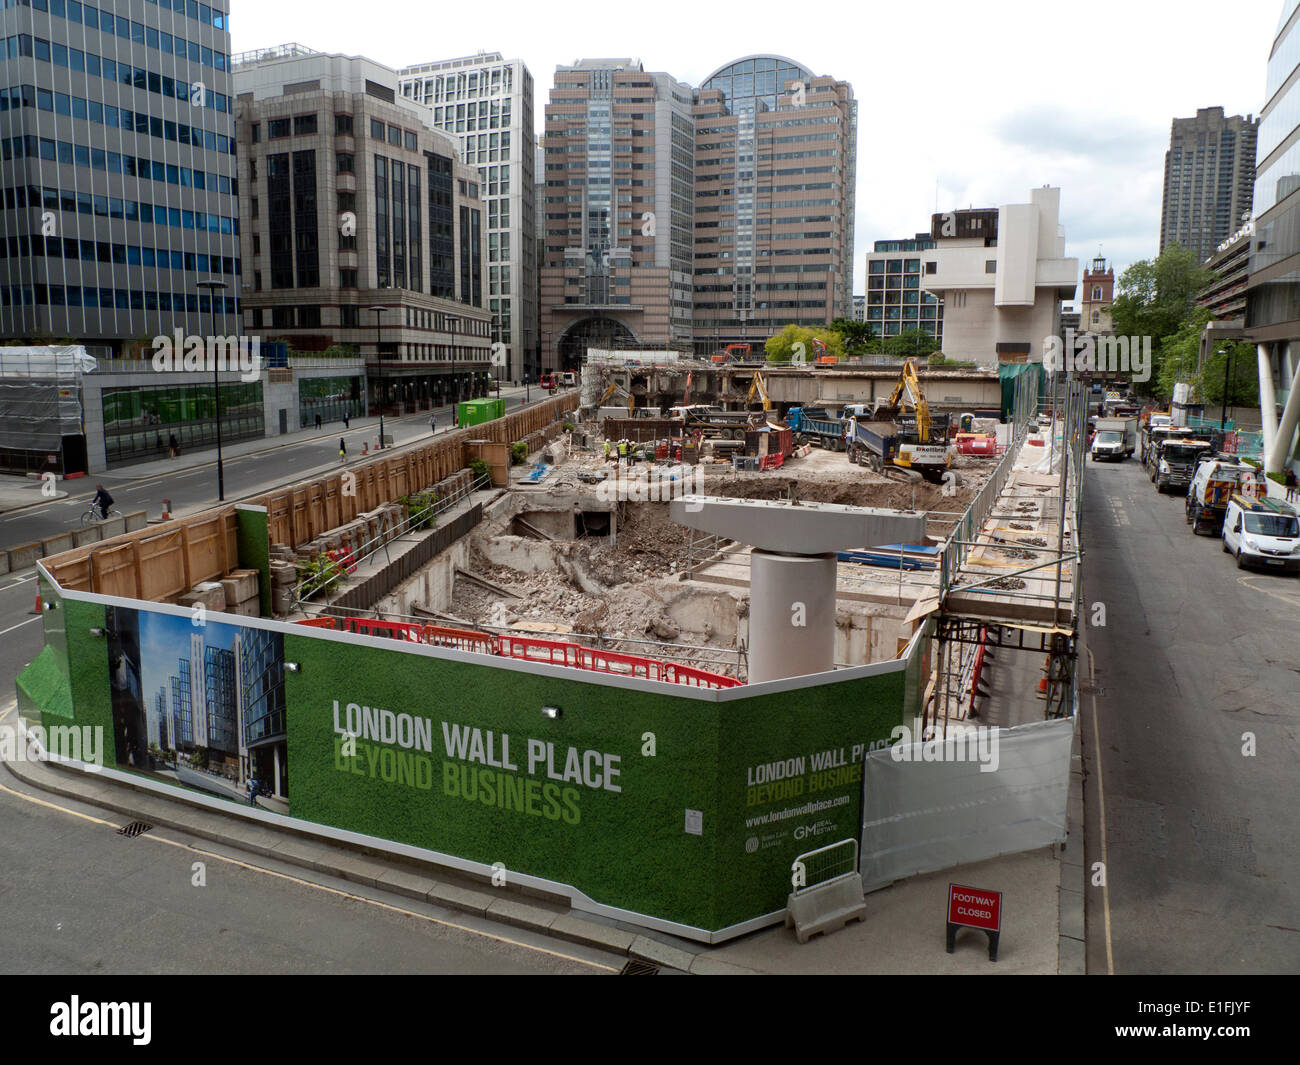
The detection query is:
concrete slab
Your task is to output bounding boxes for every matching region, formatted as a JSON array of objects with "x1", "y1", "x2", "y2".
[
  {"x1": 671, "y1": 495, "x2": 926, "y2": 554},
  {"x1": 629, "y1": 934, "x2": 698, "y2": 973},
  {"x1": 101, "y1": 516, "x2": 127, "y2": 537},
  {"x1": 426, "y1": 882, "x2": 496, "y2": 917},
  {"x1": 124, "y1": 510, "x2": 147, "y2": 531},
  {"x1": 41, "y1": 532, "x2": 74, "y2": 557},
  {"x1": 547, "y1": 913, "x2": 637, "y2": 954},
  {"x1": 486, "y1": 898, "x2": 560, "y2": 934},
  {"x1": 688, "y1": 955, "x2": 760, "y2": 975},
  {"x1": 375, "y1": 866, "x2": 442, "y2": 901},
  {"x1": 1058, "y1": 934, "x2": 1086, "y2": 975},
  {"x1": 73, "y1": 527, "x2": 102, "y2": 548},
  {"x1": 0, "y1": 551, "x2": 9, "y2": 575}
]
